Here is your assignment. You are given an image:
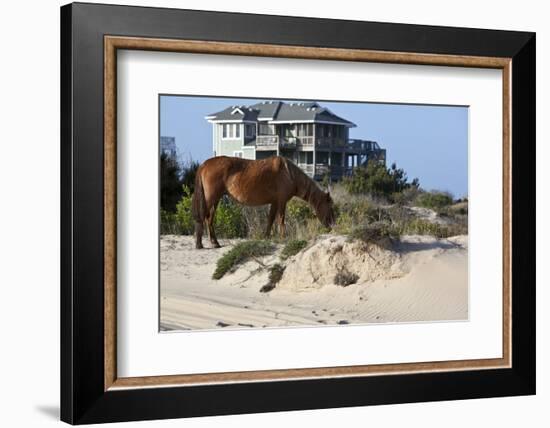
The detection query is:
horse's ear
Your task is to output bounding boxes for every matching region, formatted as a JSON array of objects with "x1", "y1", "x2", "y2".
[{"x1": 326, "y1": 191, "x2": 331, "y2": 201}]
